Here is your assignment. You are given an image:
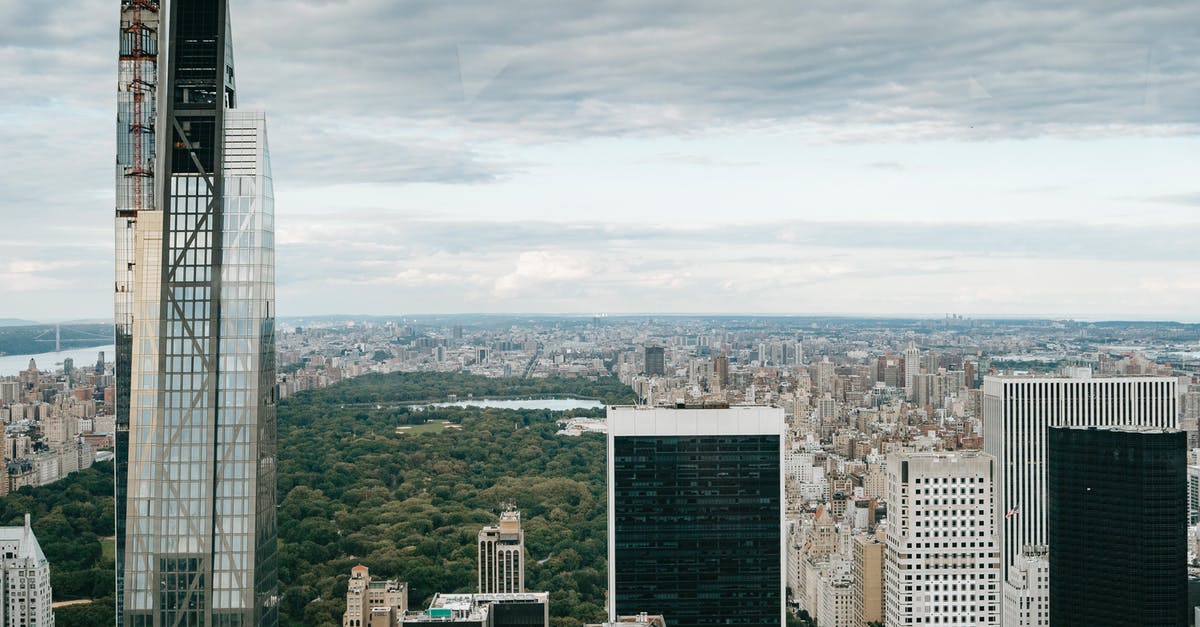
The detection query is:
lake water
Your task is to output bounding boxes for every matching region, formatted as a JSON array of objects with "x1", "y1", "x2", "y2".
[
  {"x1": 0, "y1": 344, "x2": 115, "y2": 376},
  {"x1": 421, "y1": 398, "x2": 605, "y2": 411}
]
